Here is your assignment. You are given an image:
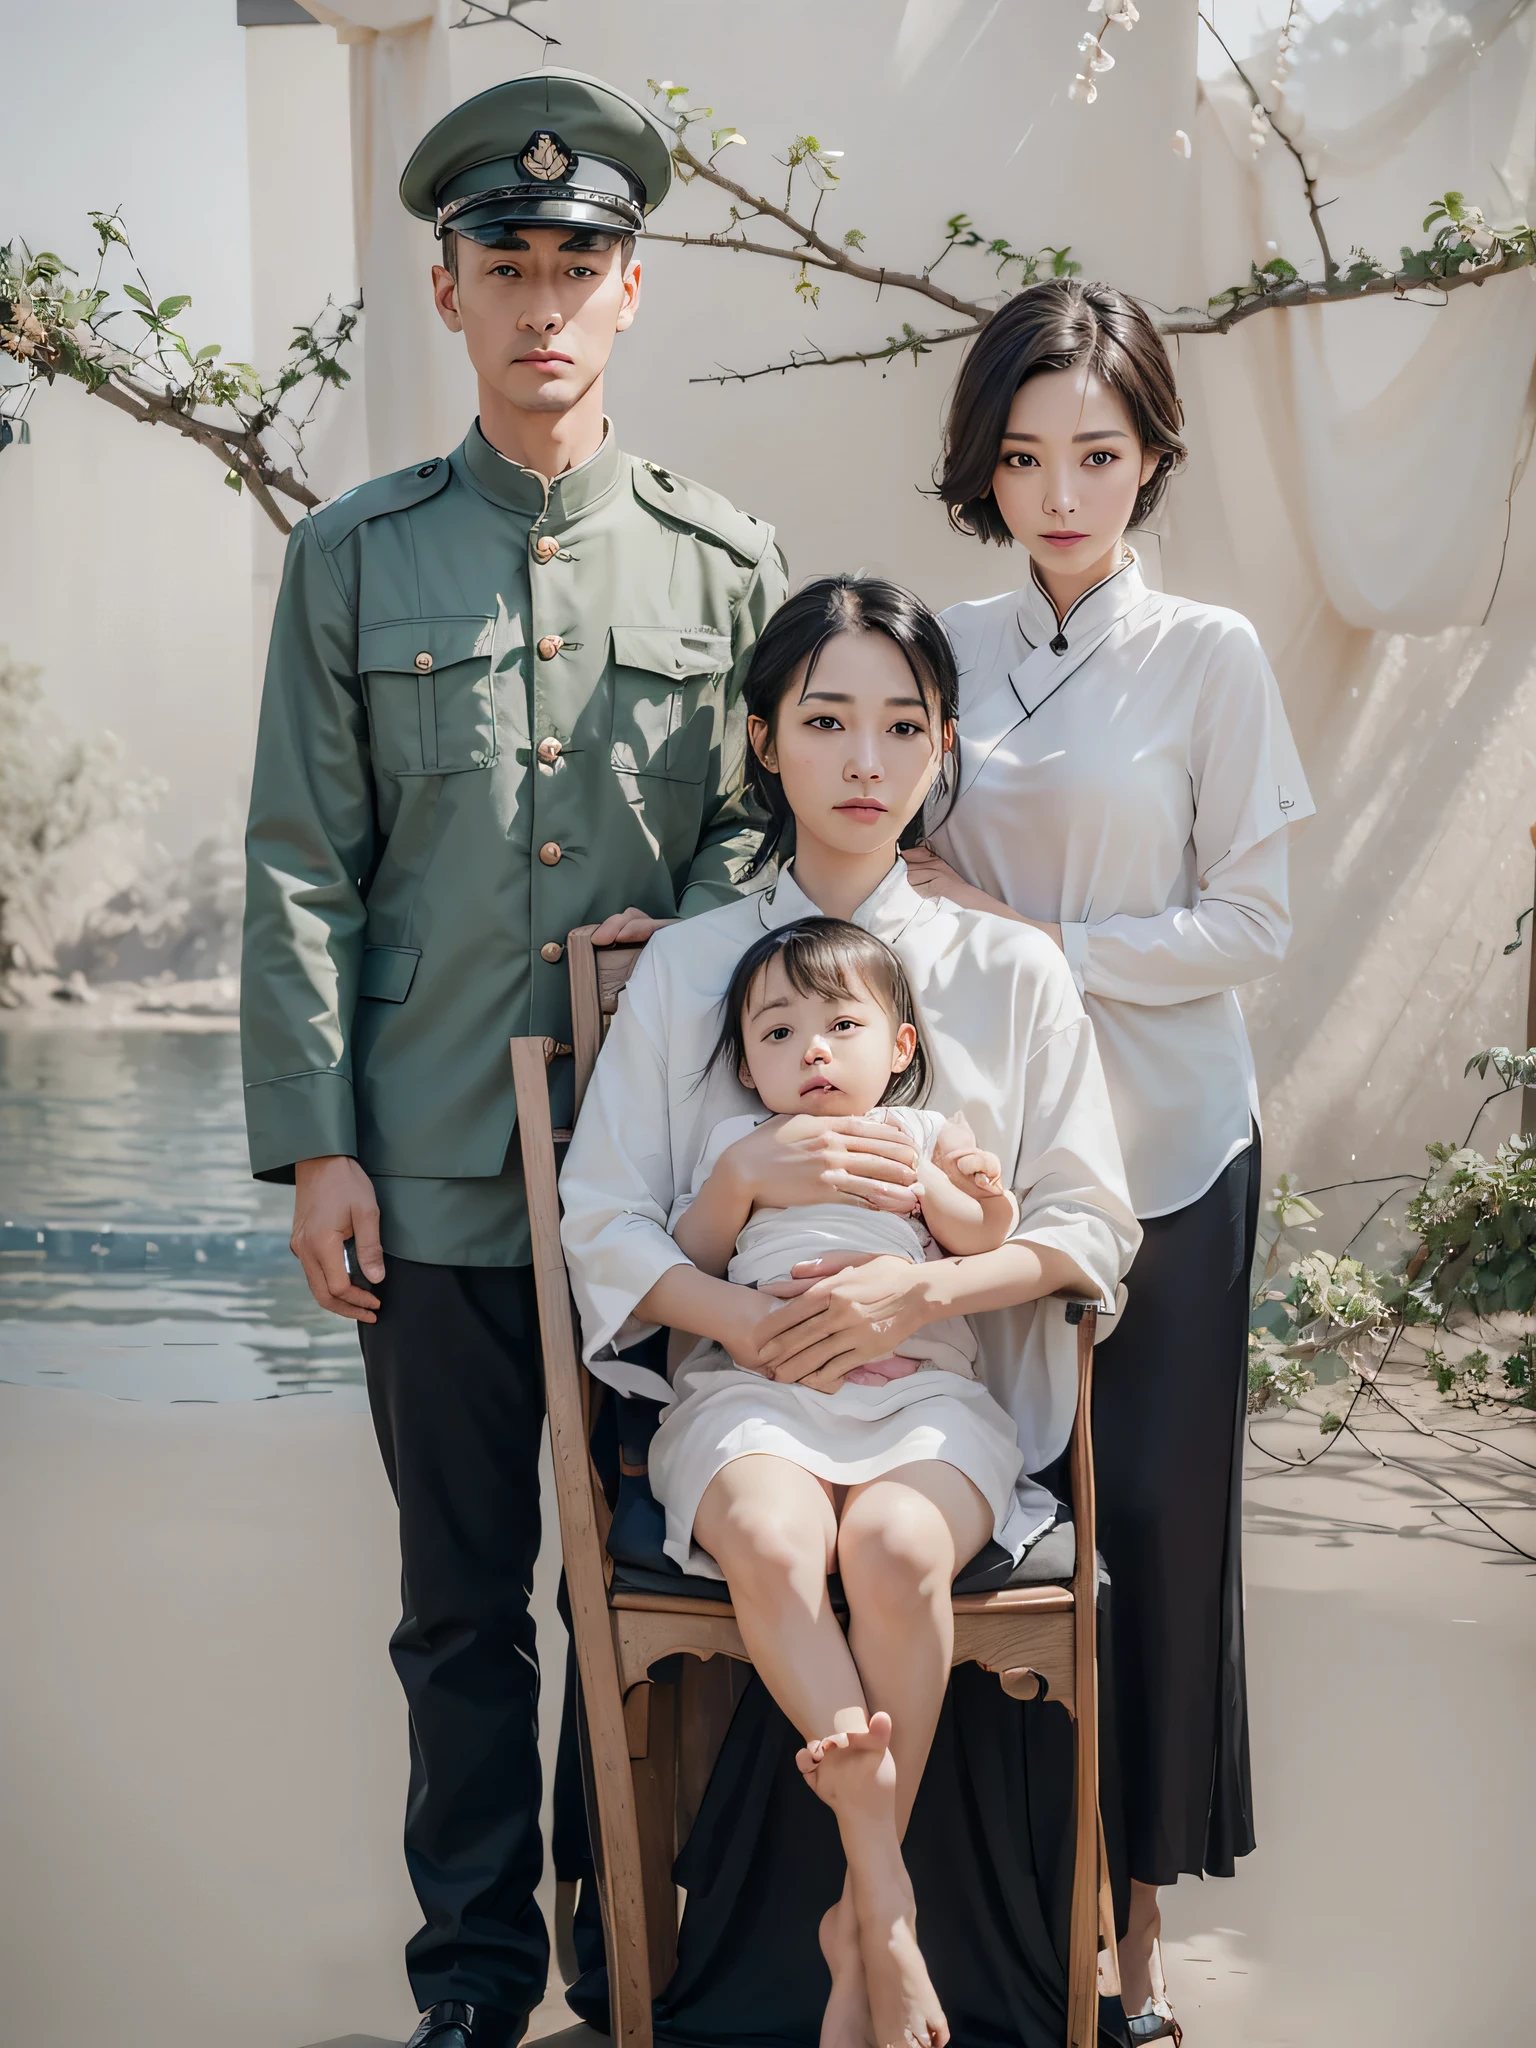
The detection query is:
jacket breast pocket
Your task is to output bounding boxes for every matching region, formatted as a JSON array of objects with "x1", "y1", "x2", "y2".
[
  {"x1": 609, "y1": 626, "x2": 730, "y2": 784},
  {"x1": 359, "y1": 616, "x2": 498, "y2": 776}
]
